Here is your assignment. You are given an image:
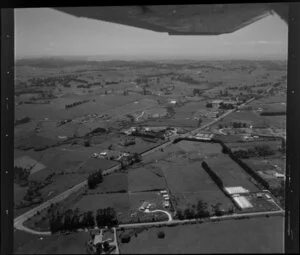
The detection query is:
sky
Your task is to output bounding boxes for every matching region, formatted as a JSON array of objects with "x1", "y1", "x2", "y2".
[{"x1": 15, "y1": 7, "x2": 288, "y2": 60}]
